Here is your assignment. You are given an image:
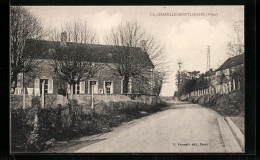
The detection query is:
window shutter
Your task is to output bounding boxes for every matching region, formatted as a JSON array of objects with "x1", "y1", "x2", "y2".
[
  {"x1": 111, "y1": 82, "x2": 114, "y2": 94},
  {"x1": 94, "y1": 82, "x2": 98, "y2": 94},
  {"x1": 103, "y1": 81, "x2": 106, "y2": 94},
  {"x1": 48, "y1": 78, "x2": 53, "y2": 94},
  {"x1": 34, "y1": 78, "x2": 40, "y2": 96},
  {"x1": 67, "y1": 83, "x2": 71, "y2": 94},
  {"x1": 80, "y1": 81, "x2": 85, "y2": 94}
]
